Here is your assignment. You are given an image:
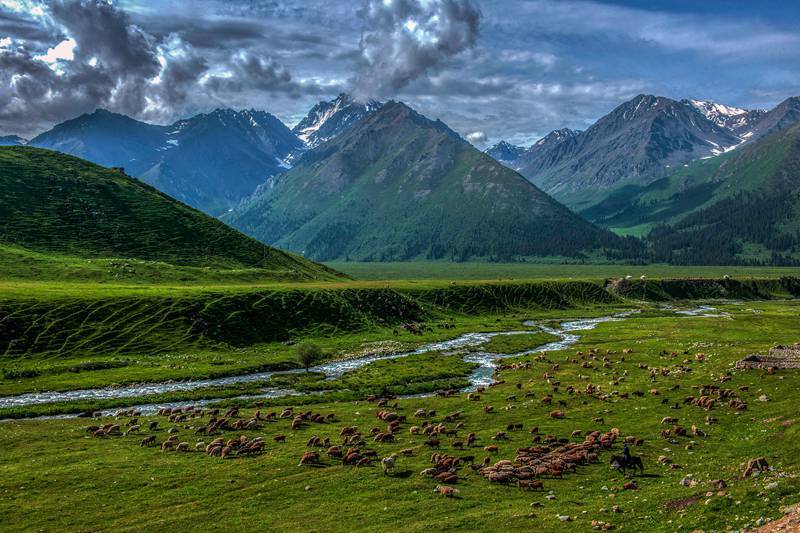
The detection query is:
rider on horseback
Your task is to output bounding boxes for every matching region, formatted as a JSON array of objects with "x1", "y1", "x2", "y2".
[{"x1": 622, "y1": 443, "x2": 631, "y2": 462}]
